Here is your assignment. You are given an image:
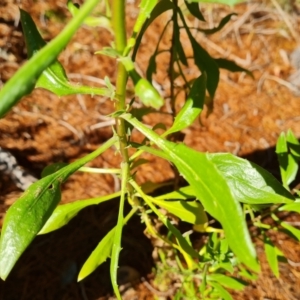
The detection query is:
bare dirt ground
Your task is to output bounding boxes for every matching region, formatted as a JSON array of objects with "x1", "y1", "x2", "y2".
[{"x1": 1, "y1": 0, "x2": 300, "y2": 299}]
